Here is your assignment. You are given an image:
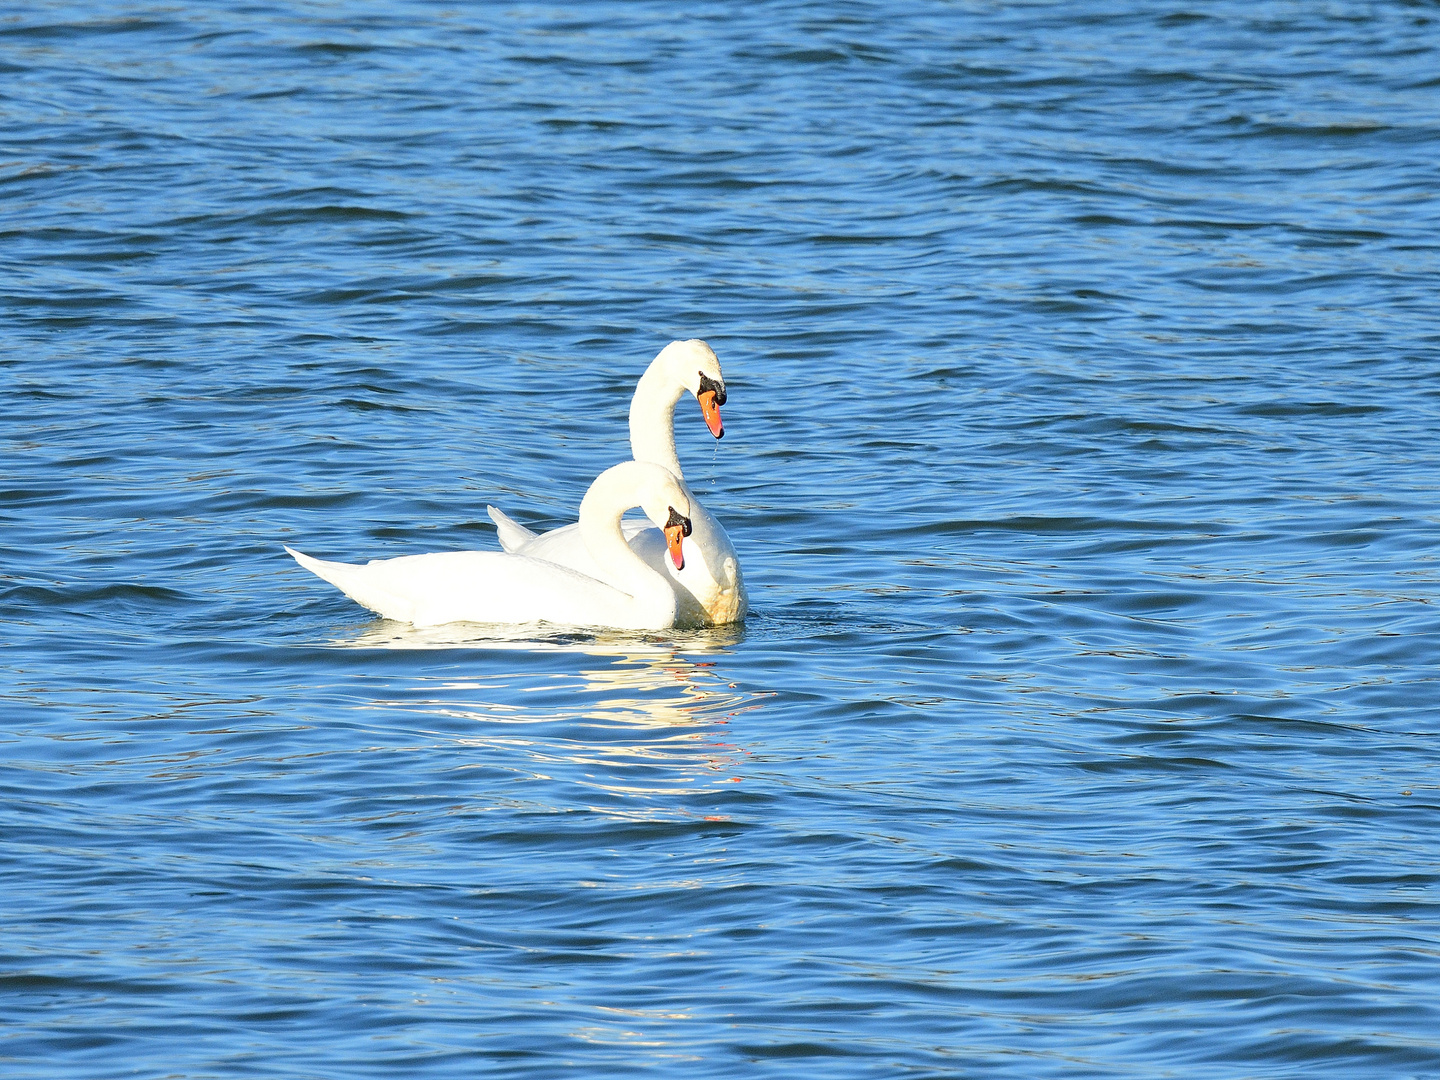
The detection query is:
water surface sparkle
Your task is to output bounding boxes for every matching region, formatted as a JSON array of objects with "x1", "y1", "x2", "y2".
[{"x1": 3, "y1": 1, "x2": 1439, "y2": 1077}]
